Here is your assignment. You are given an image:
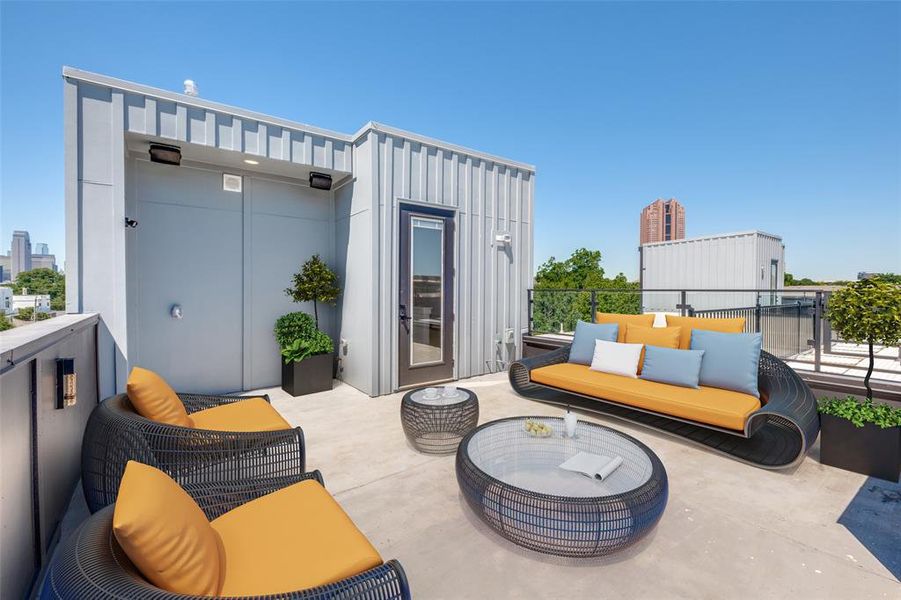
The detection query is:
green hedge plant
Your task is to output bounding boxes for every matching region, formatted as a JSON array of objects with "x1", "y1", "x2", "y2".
[
  {"x1": 274, "y1": 312, "x2": 333, "y2": 364},
  {"x1": 818, "y1": 396, "x2": 901, "y2": 429}
]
